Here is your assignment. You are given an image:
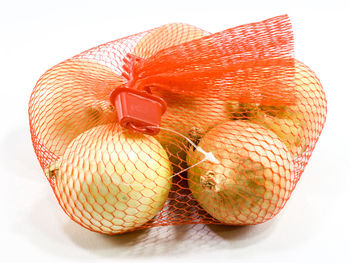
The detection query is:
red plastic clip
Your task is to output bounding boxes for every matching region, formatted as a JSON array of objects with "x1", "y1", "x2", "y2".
[{"x1": 110, "y1": 87, "x2": 167, "y2": 135}]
